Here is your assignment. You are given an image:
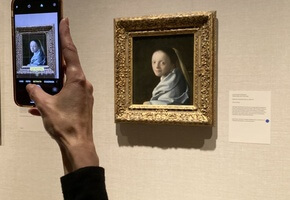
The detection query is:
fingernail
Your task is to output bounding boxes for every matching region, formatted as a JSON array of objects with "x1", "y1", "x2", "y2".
[{"x1": 26, "y1": 84, "x2": 34, "y2": 92}]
